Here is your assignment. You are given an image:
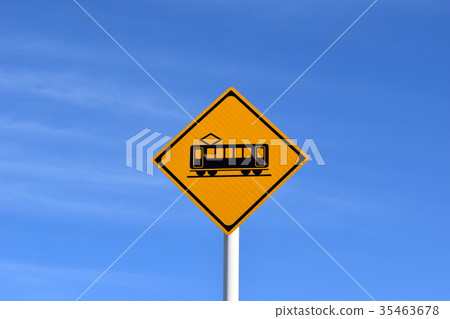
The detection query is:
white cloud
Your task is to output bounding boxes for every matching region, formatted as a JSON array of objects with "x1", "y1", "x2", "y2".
[
  {"x1": 0, "y1": 118, "x2": 91, "y2": 138},
  {"x1": 0, "y1": 68, "x2": 185, "y2": 119},
  {"x1": 0, "y1": 259, "x2": 170, "y2": 300}
]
